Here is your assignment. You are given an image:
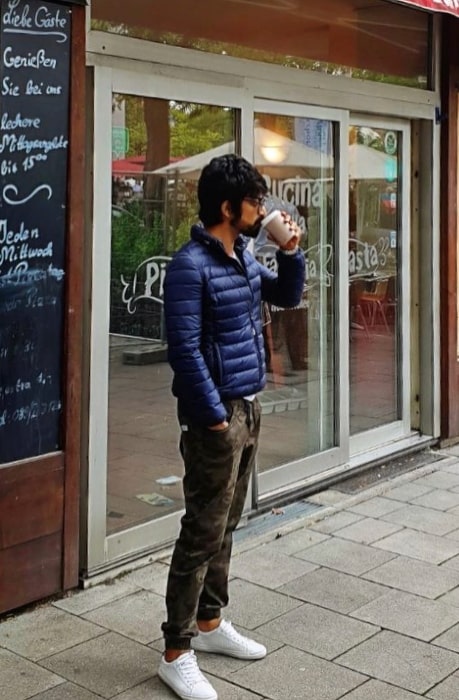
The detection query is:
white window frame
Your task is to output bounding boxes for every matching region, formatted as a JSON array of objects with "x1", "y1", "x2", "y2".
[
  {"x1": 86, "y1": 37, "x2": 439, "y2": 571},
  {"x1": 349, "y1": 117, "x2": 413, "y2": 457}
]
